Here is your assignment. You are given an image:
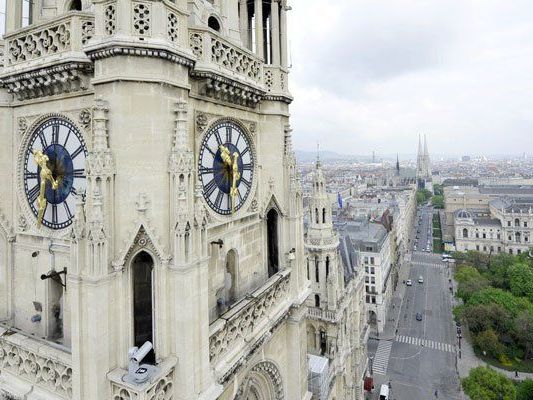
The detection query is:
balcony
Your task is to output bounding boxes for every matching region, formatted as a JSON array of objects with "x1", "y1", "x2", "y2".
[
  {"x1": 307, "y1": 307, "x2": 337, "y2": 323},
  {"x1": 0, "y1": 12, "x2": 94, "y2": 100},
  {"x1": 0, "y1": 326, "x2": 72, "y2": 399},
  {"x1": 209, "y1": 269, "x2": 291, "y2": 379}
]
